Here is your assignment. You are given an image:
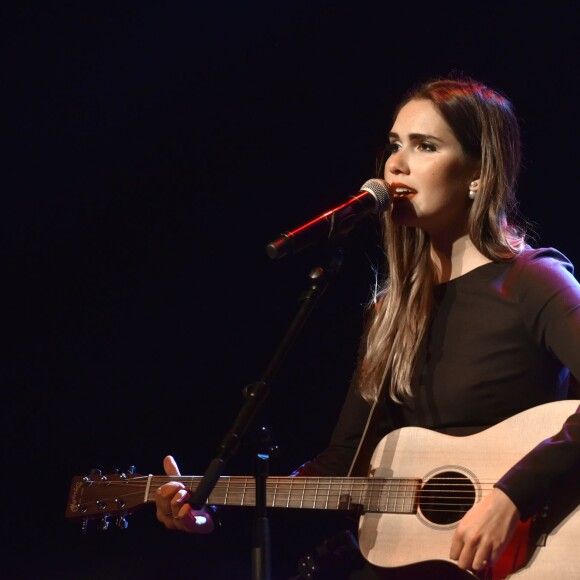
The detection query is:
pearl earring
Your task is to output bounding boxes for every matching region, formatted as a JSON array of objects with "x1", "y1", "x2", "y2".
[{"x1": 468, "y1": 181, "x2": 477, "y2": 200}]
